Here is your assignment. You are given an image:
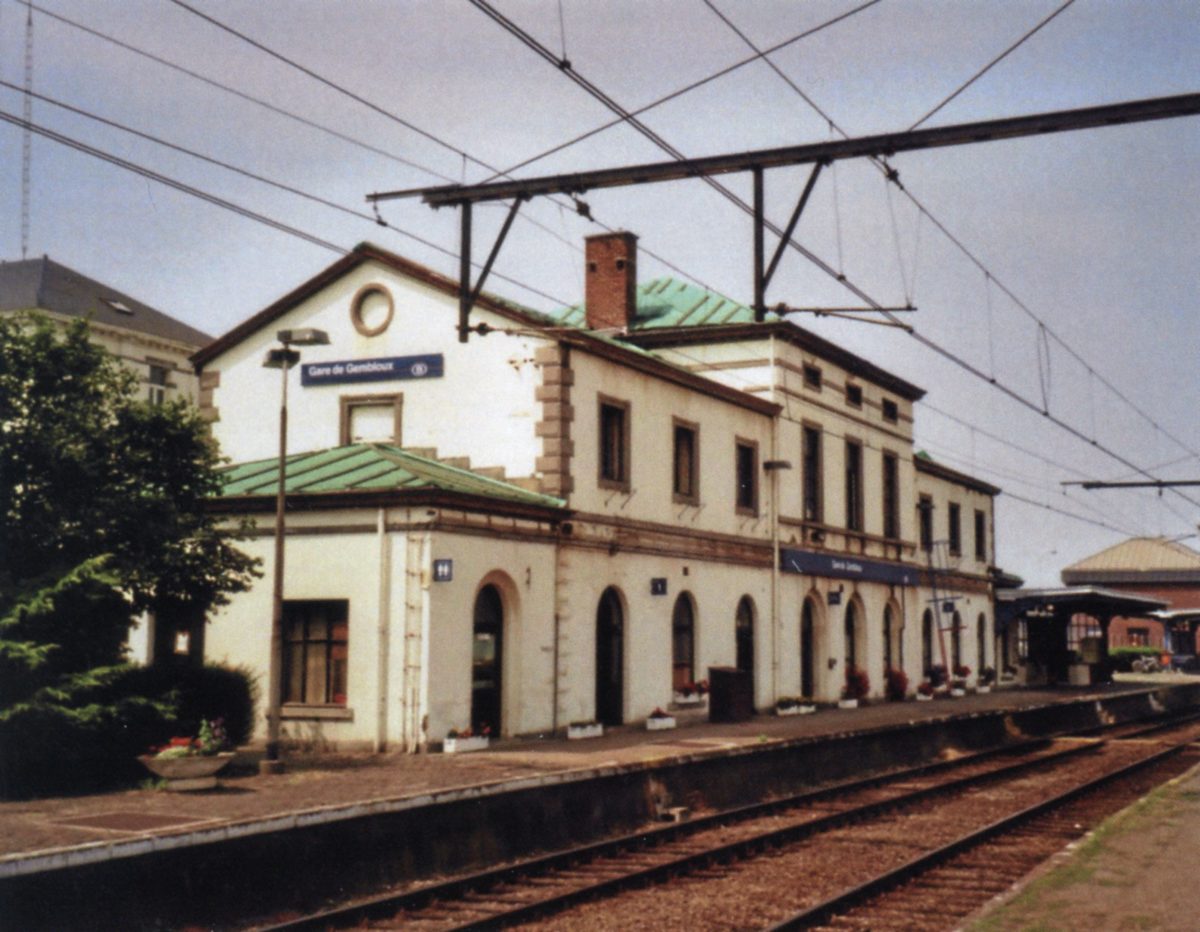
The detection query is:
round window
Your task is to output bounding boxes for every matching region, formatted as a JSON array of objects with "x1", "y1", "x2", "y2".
[{"x1": 350, "y1": 284, "x2": 394, "y2": 337}]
